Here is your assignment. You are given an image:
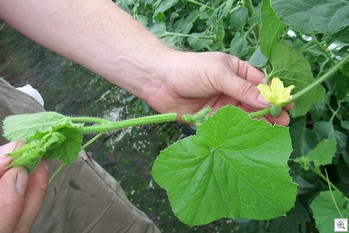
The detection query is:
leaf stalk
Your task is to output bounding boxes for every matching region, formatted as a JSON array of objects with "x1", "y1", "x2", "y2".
[
  {"x1": 292, "y1": 53, "x2": 349, "y2": 102},
  {"x1": 79, "y1": 113, "x2": 177, "y2": 133}
]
